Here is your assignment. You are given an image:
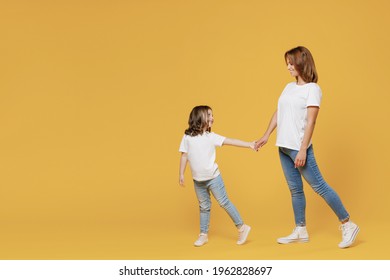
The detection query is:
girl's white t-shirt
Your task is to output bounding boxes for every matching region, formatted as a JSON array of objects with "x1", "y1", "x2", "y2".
[
  {"x1": 276, "y1": 82, "x2": 322, "y2": 151},
  {"x1": 179, "y1": 132, "x2": 226, "y2": 181}
]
